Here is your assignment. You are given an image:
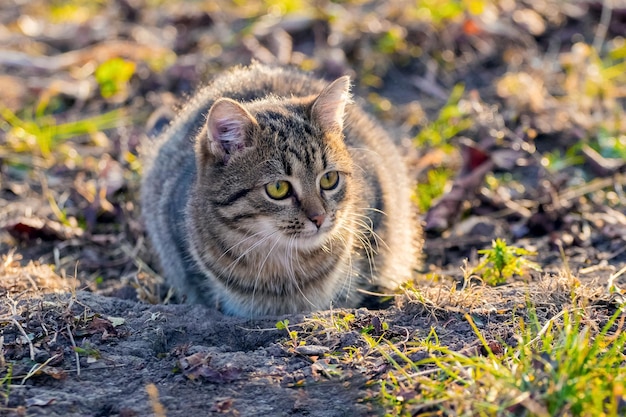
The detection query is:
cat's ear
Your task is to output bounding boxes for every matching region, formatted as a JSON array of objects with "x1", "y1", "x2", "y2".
[
  {"x1": 311, "y1": 76, "x2": 351, "y2": 134},
  {"x1": 205, "y1": 98, "x2": 257, "y2": 163}
]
